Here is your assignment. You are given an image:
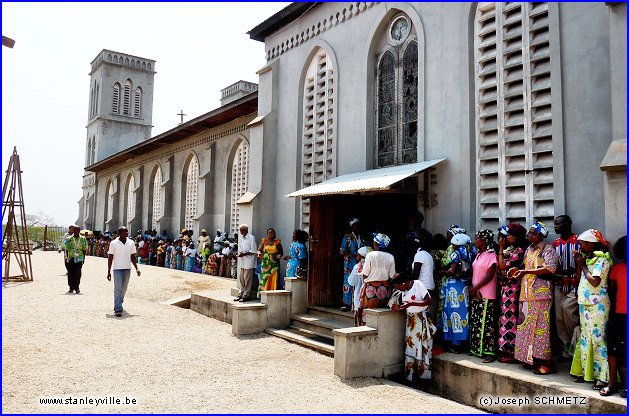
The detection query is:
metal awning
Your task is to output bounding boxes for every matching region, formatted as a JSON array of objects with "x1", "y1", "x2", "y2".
[{"x1": 285, "y1": 158, "x2": 447, "y2": 198}]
